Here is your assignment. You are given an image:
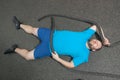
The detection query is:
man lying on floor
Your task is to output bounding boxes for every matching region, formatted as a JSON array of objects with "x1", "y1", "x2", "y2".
[{"x1": 4, "y1": 16, "x2": 110, "y2": 68}]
